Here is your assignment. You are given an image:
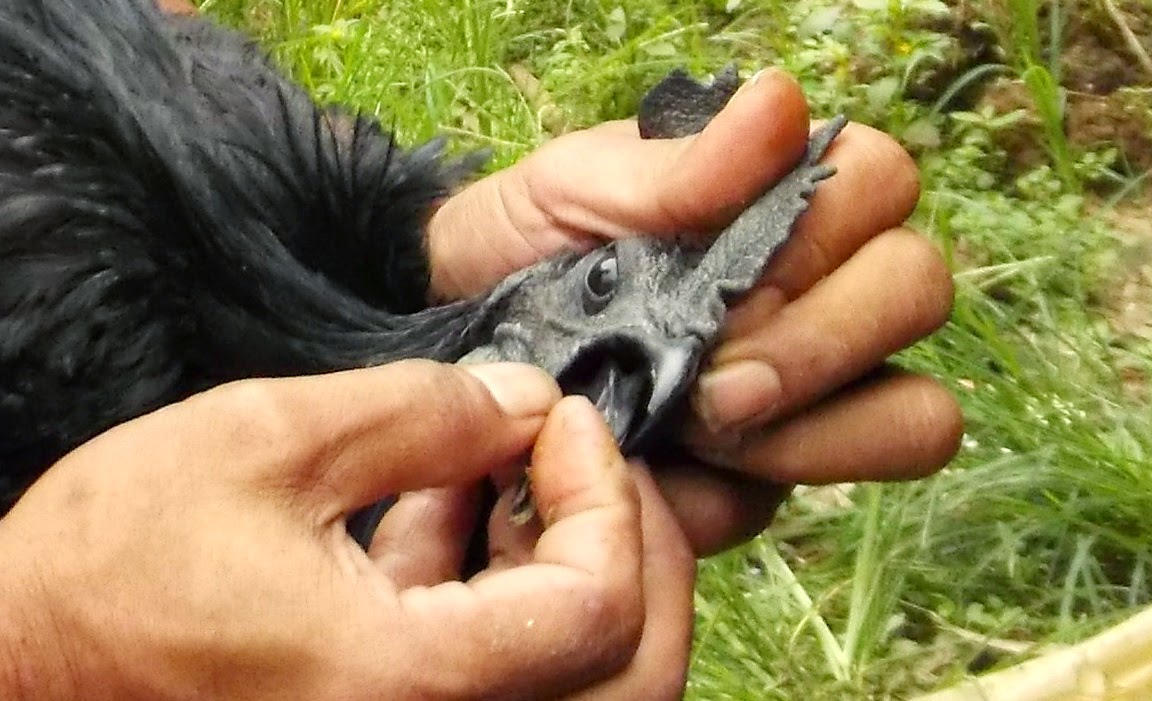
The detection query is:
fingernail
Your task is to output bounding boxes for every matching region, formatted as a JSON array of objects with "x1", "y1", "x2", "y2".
[
  {"x1": 689, "y1": 443, "x2": 741, "y2": 471},
  {"x1": 734, "y1": 68, "x2": 769, "y2": 98},
  {"x1": 550, "y1": 395, "x2": 616, "y2": 452},
  {"x1": 693, "y1": 360, "x2": 782, "y2": 434},
  {"x1": 465, "y1": 363, "x2": 561, "y2": 419}
]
